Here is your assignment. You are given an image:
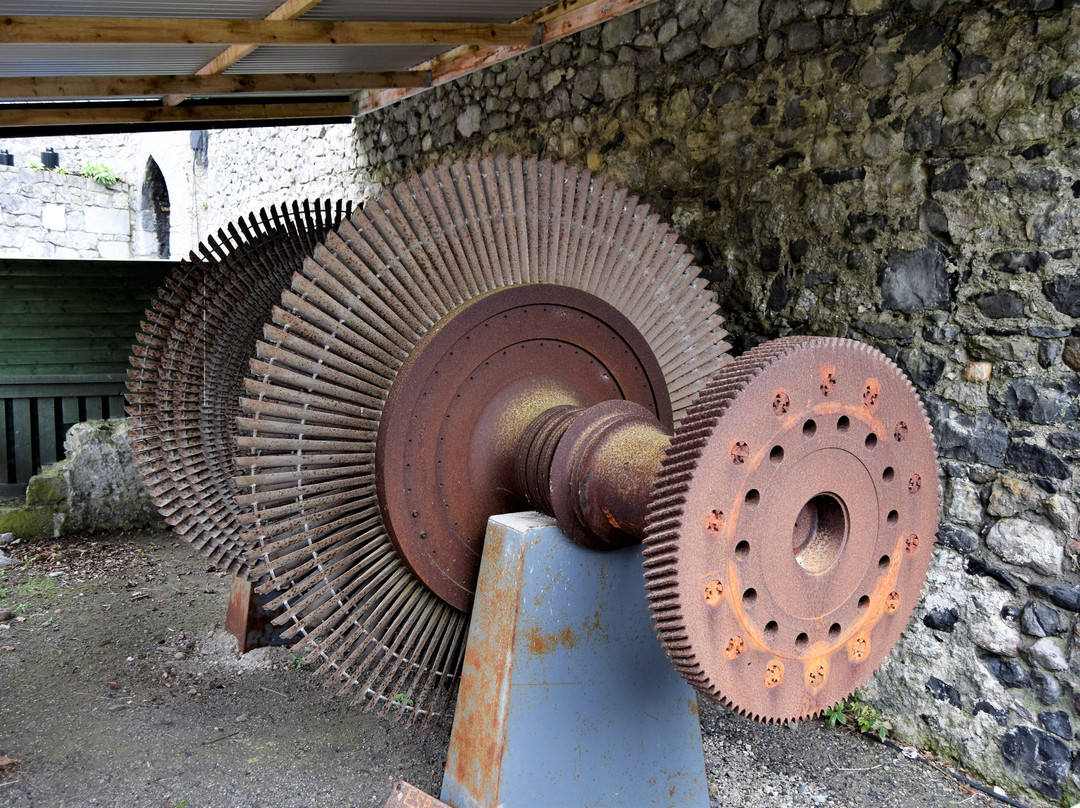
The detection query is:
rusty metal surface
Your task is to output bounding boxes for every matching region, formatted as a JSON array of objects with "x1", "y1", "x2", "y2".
[
  {"x1": 383, "y1": 781, "x2": 451, "y2": 808},
  {"x1": 237, "y1": 154, "x2": 731, "y2": 718},
  {"x1": 544, "y1": 399, "x2": 670, "y2": 549},
  {"x1": 126, "y1": 200, "x2": 351, "y2": 573},
  {"x1": 643, "y1": 336, "x2": 940, "y2": 723},
  {"x1": 225, "y1": 572, "x2": 286, "y2": 653},
  {"x1": 376, "y1": 284, "x2": 671, "y2": 611}
]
